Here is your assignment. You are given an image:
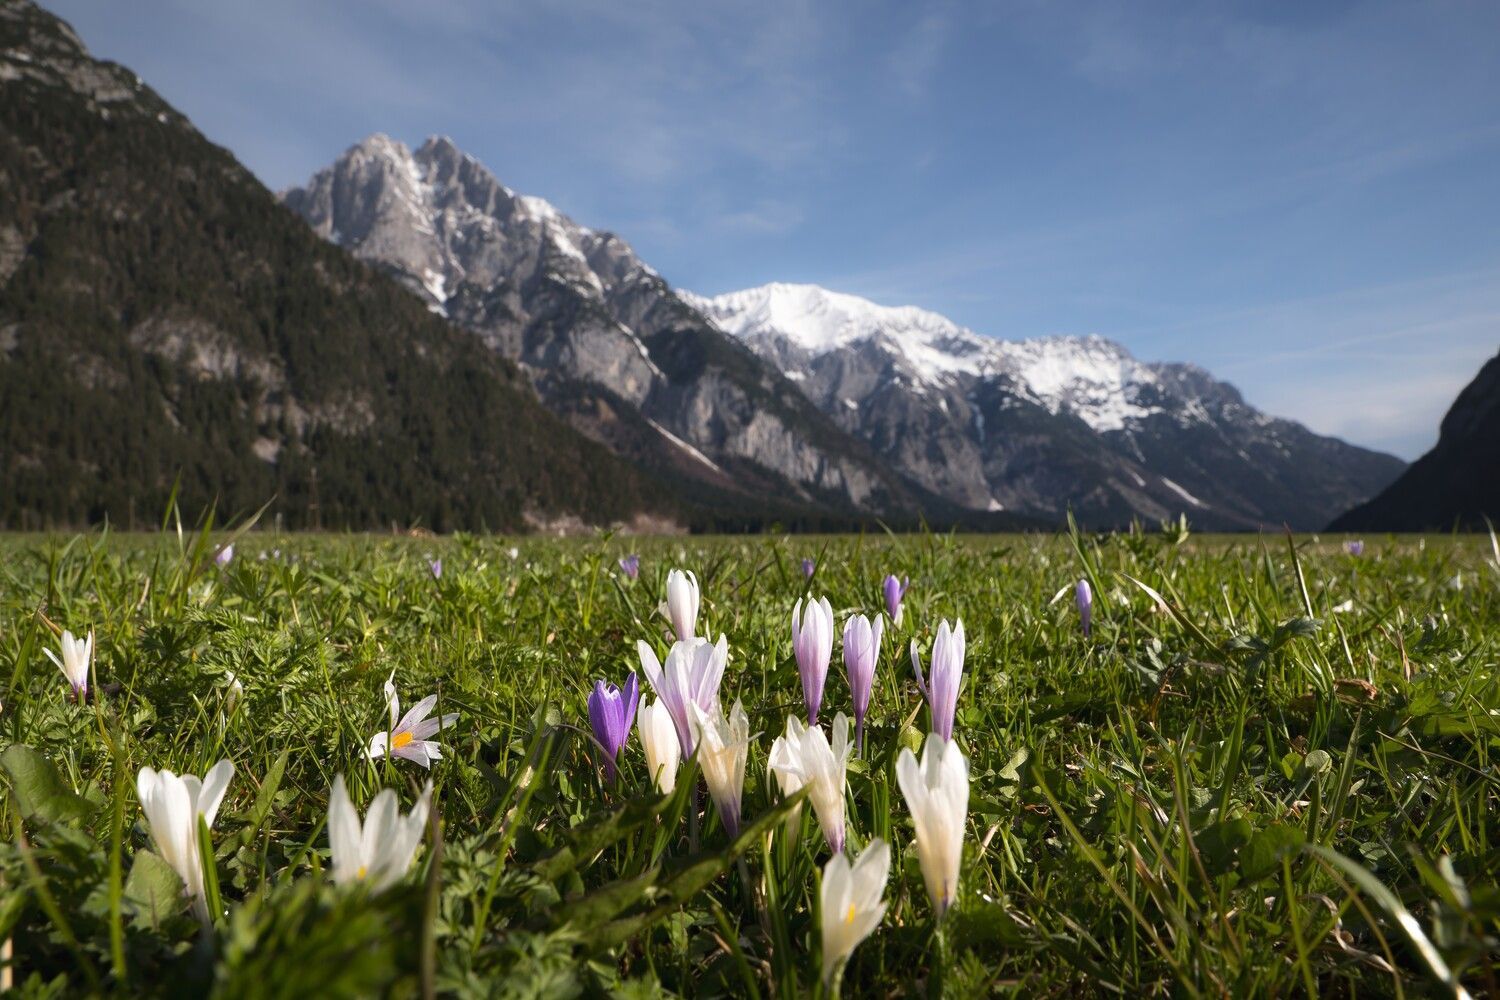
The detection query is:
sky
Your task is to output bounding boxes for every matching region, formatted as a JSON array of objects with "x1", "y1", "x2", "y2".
[{"x1": 45, "y1": 0, "x2": 1500, "y2": 459}]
